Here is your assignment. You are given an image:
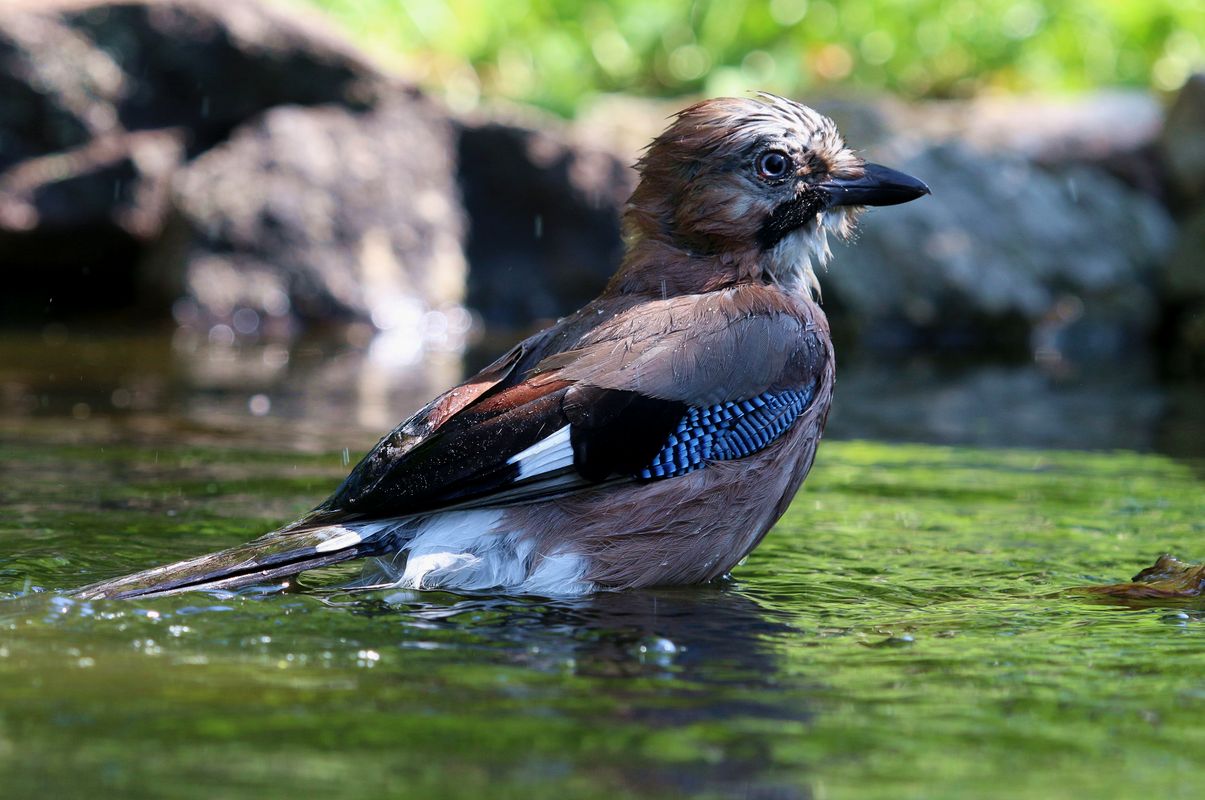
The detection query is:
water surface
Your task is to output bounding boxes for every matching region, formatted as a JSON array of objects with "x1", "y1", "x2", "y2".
[{"x1": 0, "y1": 331, "x2": 1202, "y2": 799}]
